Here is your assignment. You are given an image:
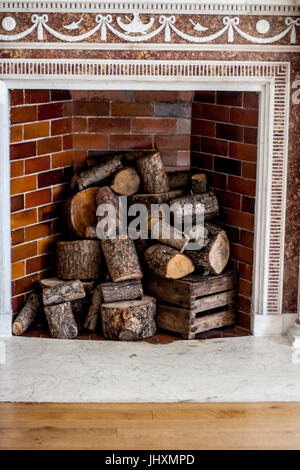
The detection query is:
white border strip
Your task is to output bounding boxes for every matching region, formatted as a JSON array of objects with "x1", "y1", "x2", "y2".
[{"x1": 252, "y1": 313, "x2": 297, "y2": 336}]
